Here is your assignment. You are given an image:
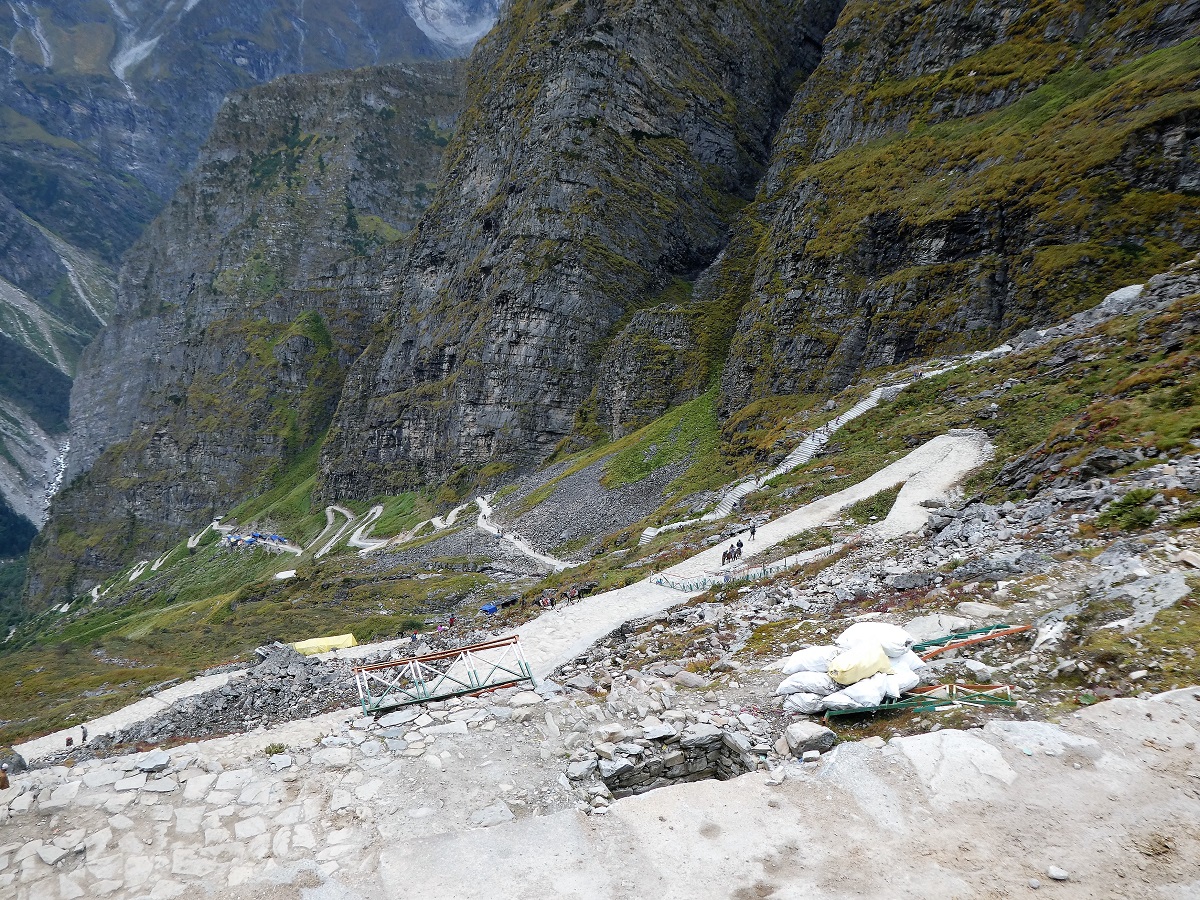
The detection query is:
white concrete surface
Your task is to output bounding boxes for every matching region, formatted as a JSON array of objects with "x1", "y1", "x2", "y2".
[
  {"x1": 13, "y1": 671, "x2": 248, "y2": 763},
  {"x1": 519, "y1": 430, "x2": 991, "y2": 680},
  {"x1": 377, "y1": 689, "x2": 1200, "y2": 900}
]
